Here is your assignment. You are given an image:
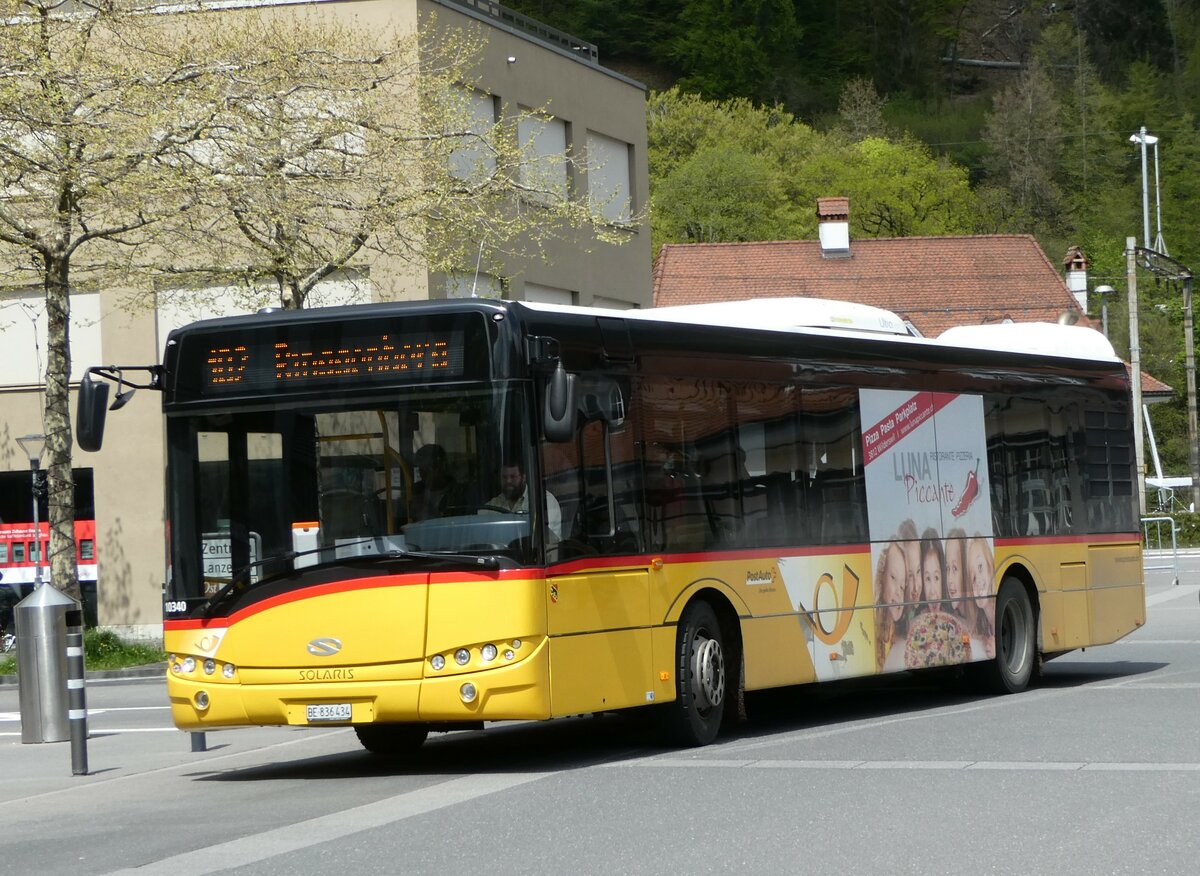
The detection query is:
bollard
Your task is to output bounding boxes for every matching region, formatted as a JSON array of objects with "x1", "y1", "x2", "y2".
[
  {"x1": 15, "y1": 585, "x2": 77, "y2": 744},
  {"x1": 66, "y1": 626, "x2": 89, "y2": 775},
  {"x1": 191, "y1": 732, "x2": 207, "y2": 752}
]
